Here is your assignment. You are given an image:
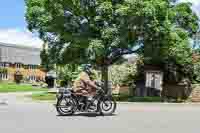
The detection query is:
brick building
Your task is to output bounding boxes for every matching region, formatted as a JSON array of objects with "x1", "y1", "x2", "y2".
[{"x1": 0, "y1": 42, "x2": 45, "y2": 82}]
